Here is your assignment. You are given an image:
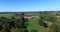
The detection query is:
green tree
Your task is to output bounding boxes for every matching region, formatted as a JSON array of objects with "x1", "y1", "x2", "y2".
[
  {"x1": 50, "y1": 23, "x2": 60, "y2": 32},
  {"x1": 45, "y1": 15, "x2": 57, "y2": 22},
  {"x1": 21, "y1": 13, "x2": 28, "y2": 32},
  {"x1": 39, "y1": 14, "x2": 45, "y2": 26}
]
